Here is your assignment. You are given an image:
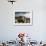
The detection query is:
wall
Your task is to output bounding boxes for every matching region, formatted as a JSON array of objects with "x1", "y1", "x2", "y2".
[{"x1": 0, "y1": 0, "x2": 46, "y2": 41}]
